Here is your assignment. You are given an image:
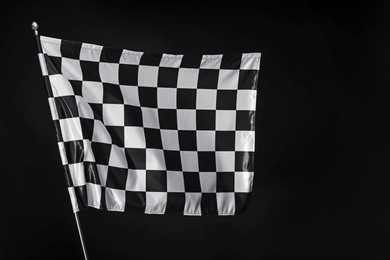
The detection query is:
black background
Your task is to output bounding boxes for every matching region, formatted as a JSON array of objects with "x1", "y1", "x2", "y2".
[{"x1": 1, "y1": 1, "x2": 390, "y2": 259}]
